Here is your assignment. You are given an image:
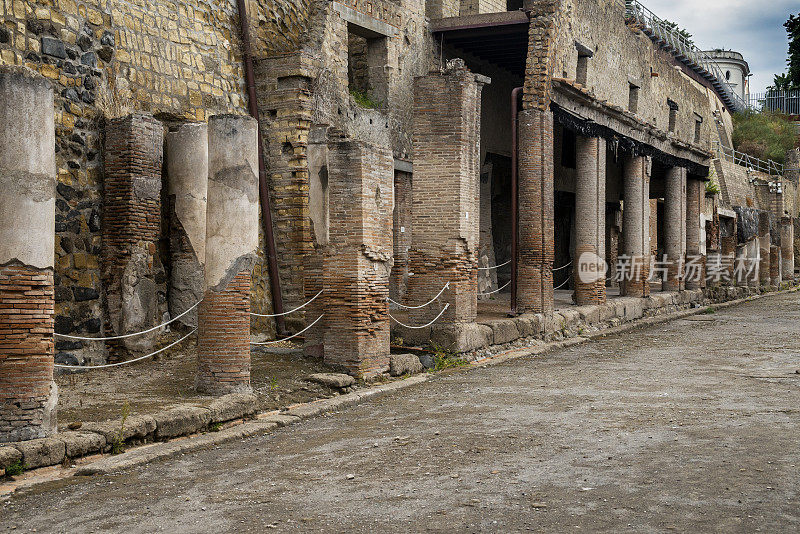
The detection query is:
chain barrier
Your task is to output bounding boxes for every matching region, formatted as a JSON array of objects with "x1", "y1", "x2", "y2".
[
  {"x1": 53, "y1": 329, "x2": 197, "y2": 369},
  {"x1": 388, "y1": 303, "x2": 450, "y2": 329}
]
